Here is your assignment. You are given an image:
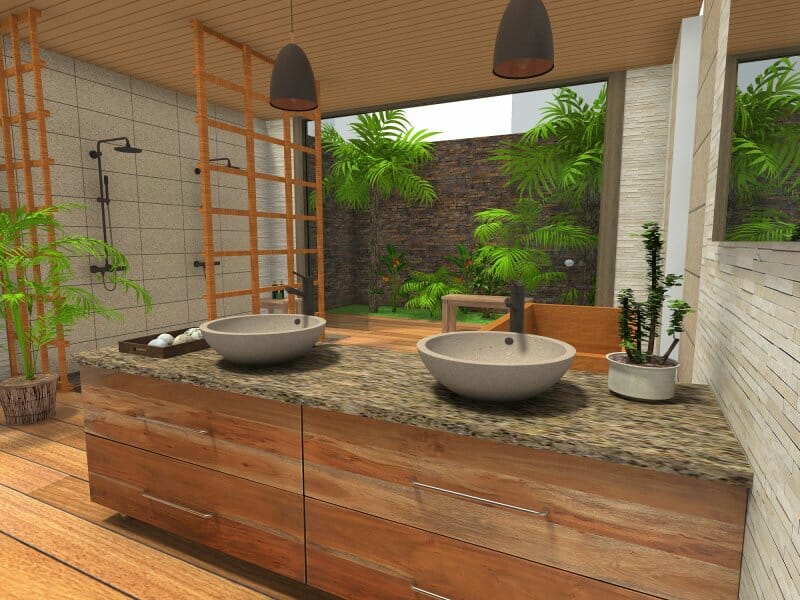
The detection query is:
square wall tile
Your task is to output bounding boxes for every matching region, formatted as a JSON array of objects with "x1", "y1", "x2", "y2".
[
  {"x1": 132, "y1": 95, "x2": 178, "y2": 130},
  {"x1": 86, "y1": 198, "x2": 139, "y2": 229},
  {"x1": 144, "y1": 278, "x2": 188, "y2": 305},
  {"x1": 82, "y1": 169, "x2": 138, "y2": 203},
  {"x1": 135, "y1": 151, "x2": 181, "y2": 180},
  {"x1": 133, "y1": 121, "x2": 179, "y2": 155},
  {"x1": 132, "y1": 79, "x2": 177, "y2": 105},
  {"x1": 137, "y1": 176, "x2": 182, "y2": 205},
  {"x1": 139, "y1": 203, "x2": 183, "y2": 230},
  {"x1": 75, "y1": 59, "x2": 132, "y2": 91},
  {"x1": 76, "y1": 79, "x2": 133, "y2": 119},
  {"x1": 140, "y1": 228, "x2": 187, "y2": 255},
  {"x1": 78, "y1": 109, "x2": 135, "y2": 148},
  {"x1": 142, "y1": 253, "x2": 187, "y2": 280},
  {"x1": 87, "y1": 226, "x2": 142, "y2": 256},
  {"x1": 146, "y1": 301, "x2": 189, "y2": 332}
]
